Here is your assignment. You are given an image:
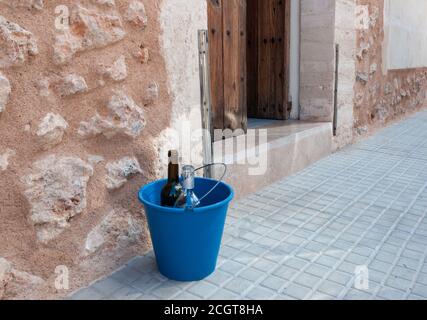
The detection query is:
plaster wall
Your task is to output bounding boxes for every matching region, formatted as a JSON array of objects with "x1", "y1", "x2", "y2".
[
  {"x1": 383, "y1": 0, "x2": 427, "y2": 70},
  {"x1": 0, "y1": 0, "x2": 205, "y2": 299}
]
